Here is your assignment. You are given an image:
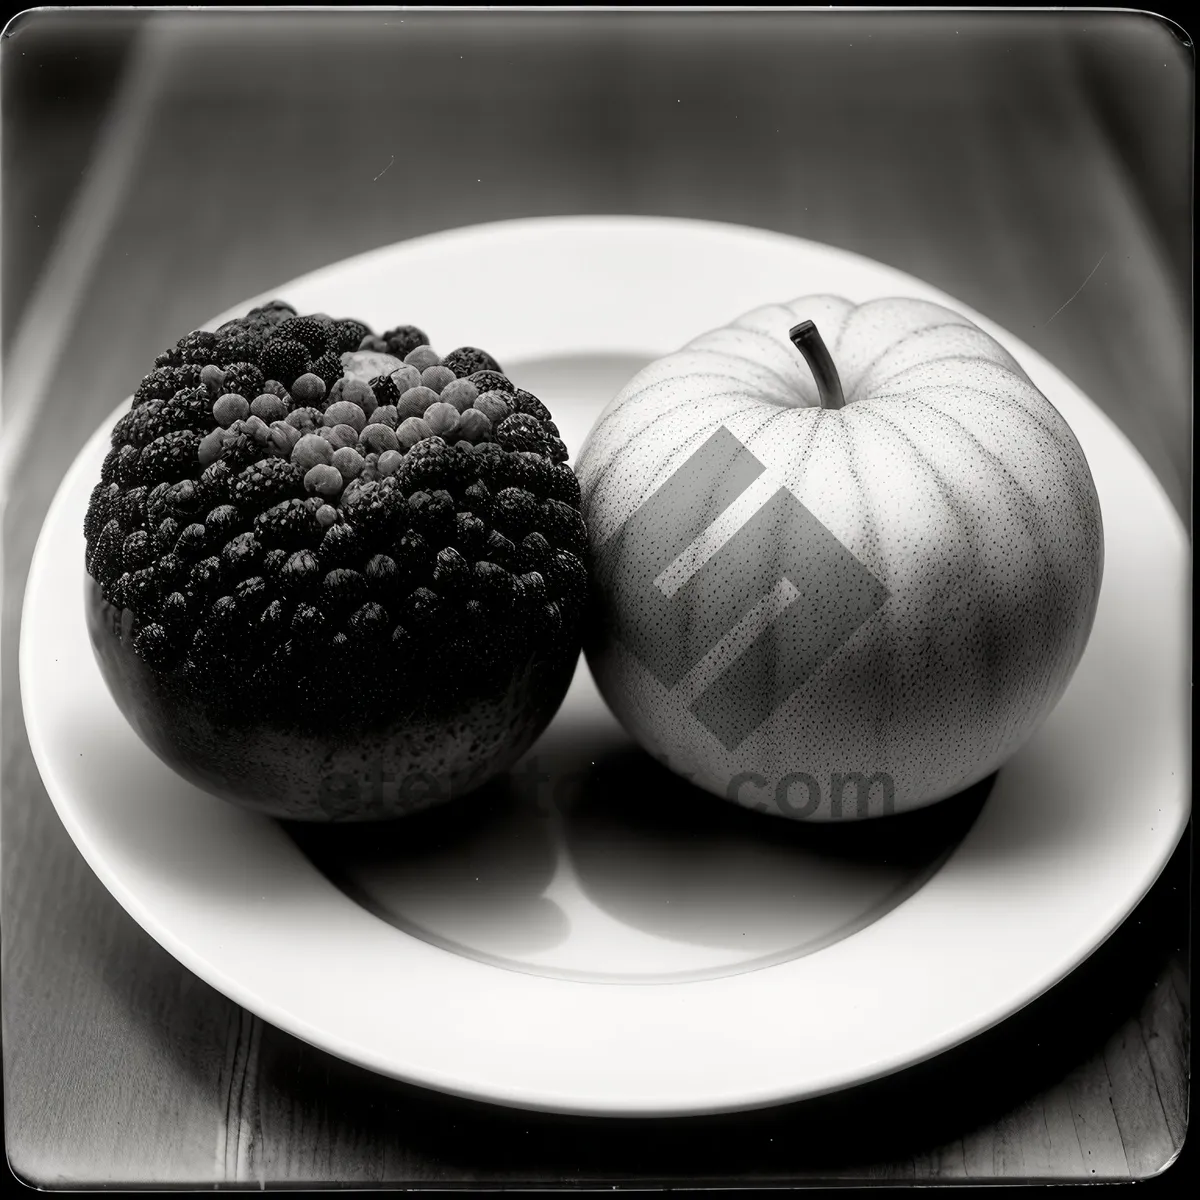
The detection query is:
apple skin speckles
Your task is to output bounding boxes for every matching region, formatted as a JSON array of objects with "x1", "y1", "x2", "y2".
[{"x1": 577, "y1": 294, "x2": 1104, "y2": 821}]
